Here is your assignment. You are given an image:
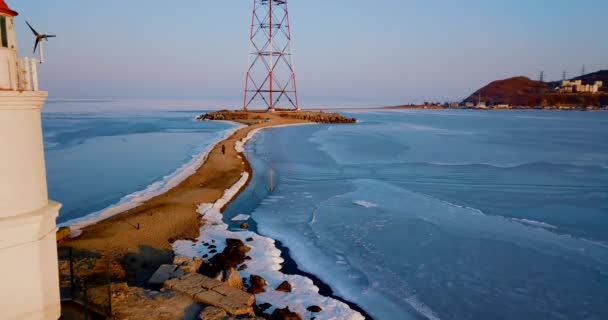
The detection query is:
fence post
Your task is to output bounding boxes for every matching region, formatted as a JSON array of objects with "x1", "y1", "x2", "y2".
[
  {"x1": 106, "y1": 259, "x2": 112, "y2": 319},
  {"x1": 69, "y1": 247, "x2": 75, "y2": 299},
  {"x1": 83, "y1": 280, "x2": 89, "y2": 320}
]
